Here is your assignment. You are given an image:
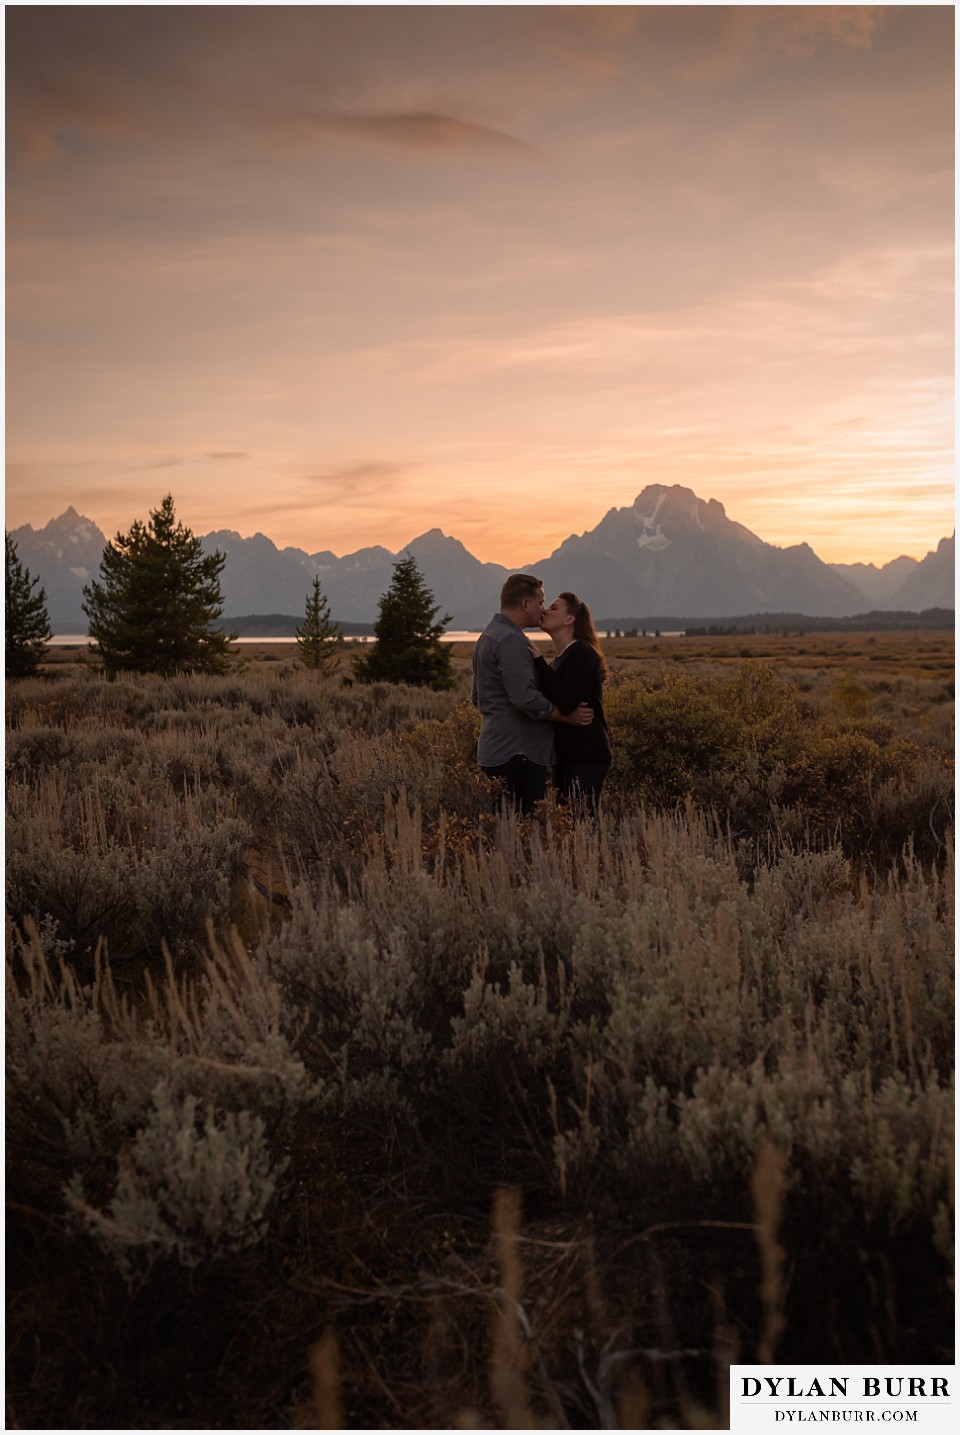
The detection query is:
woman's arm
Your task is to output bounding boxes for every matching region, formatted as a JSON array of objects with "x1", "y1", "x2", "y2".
[
  {"x1": 533, "y1": 653, "x2": 564, "y2": 707},
  {"x1": 534, "y1": 648, "x2": 596, "y2": 716}
]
